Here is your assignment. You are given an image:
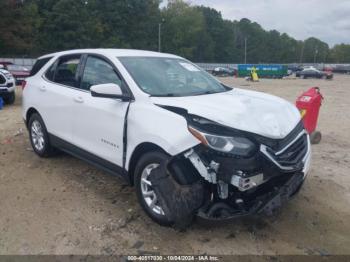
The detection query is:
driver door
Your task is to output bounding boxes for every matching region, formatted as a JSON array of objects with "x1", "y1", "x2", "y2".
[{"x1": 72, "y1": 55, "x2": 129, "y2": 167}]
